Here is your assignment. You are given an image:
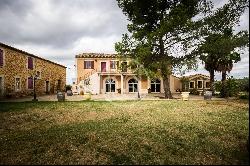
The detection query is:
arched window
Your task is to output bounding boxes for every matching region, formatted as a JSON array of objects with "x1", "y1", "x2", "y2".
[
  {"x1": 151, "y1": 79, "x2": 161, "y2": 92},
  {"x1": 105, "y1": 79, "x2": 115, "y2": 92},
  {"x1": 128, "y1": 78, "x2": 138, "y2": 92}
]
